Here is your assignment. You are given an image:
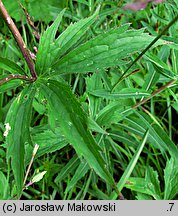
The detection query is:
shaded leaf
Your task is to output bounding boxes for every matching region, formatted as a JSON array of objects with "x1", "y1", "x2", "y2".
[
  {"x1": 0, "y1": 57, "x2": 26, "y2": 75},
  {"x1": 3, "y1": 0, "x2": 66, "y2": 22},
  {"x1": 55, "y1": 155, "x2": 80, "y2": 183},
  {"x1": 110, "y1": 129, "x2": 149, "y2": 199},
  {"x1": 0, "y1": 79, "x2": 22, "y2": 94},
  {"x1": 172, "y1": 101, "x2": 178, "y2": 112},
  {"x1": 65, "y1": 160, "x2": 90, "y2": 192},
  {"x1": 74, "y1": 0, "x2": 89, "y2": 6},
  {"x1": 5, "y1": 85, "x2": 36, "y2": 197},
  {"x1": 0, "y1": 171, "x2": 9, "y2": 199},
  {"x1": 122, "y1": 111, "x2": 178, "y2": 162},
  {"x1": 39, "y1": 79, "x2": 115, "y2": 186}
]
